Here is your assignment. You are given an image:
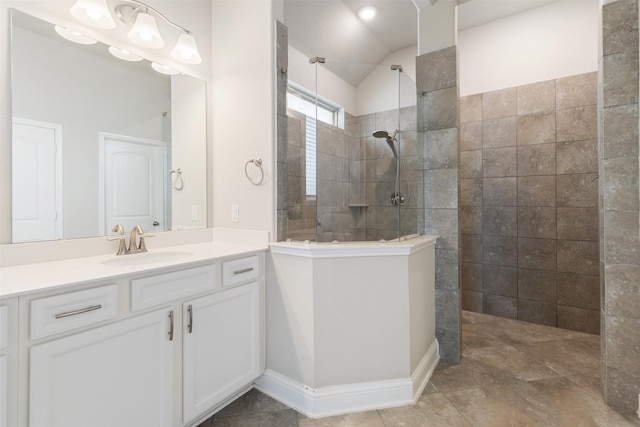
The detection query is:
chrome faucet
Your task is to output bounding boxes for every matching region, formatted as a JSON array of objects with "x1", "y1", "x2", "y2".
[{"x1": 107, "y1": 225, "x2": 152, "y2": 255}]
